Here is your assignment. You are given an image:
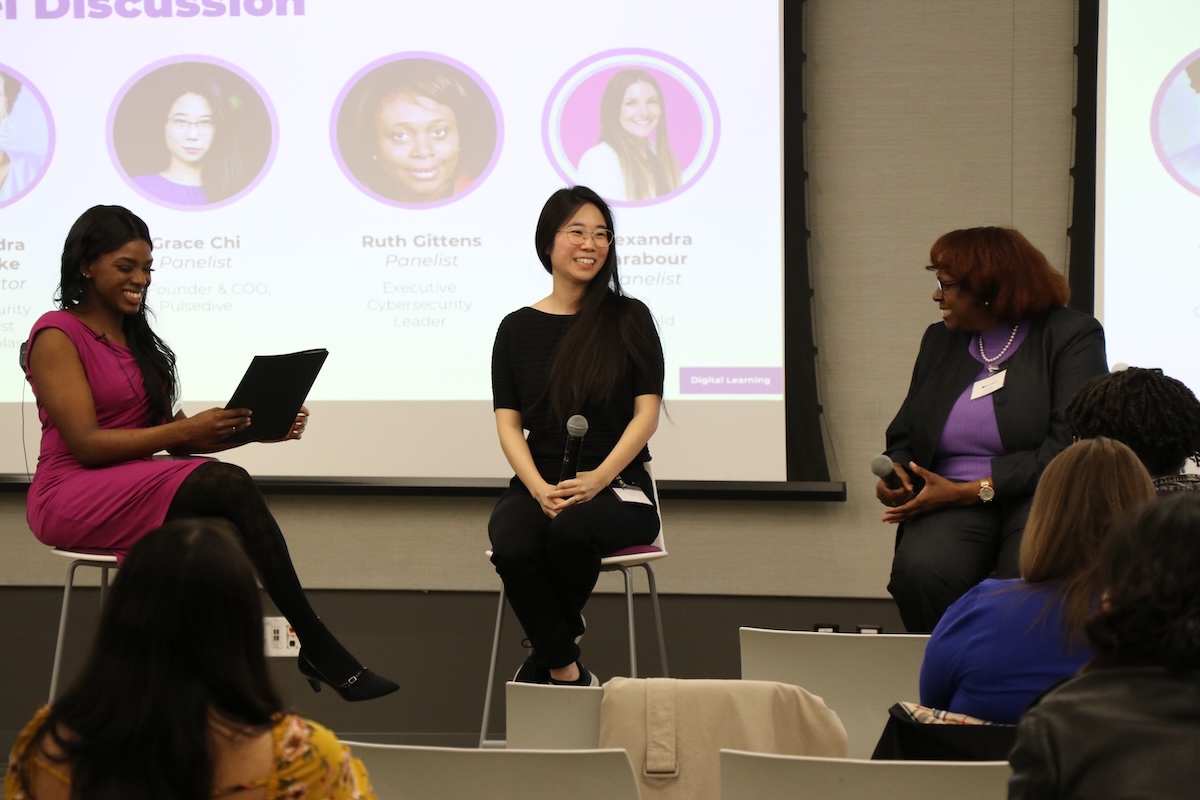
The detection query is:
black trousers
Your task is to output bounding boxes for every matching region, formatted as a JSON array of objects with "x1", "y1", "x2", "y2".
[
  {"x1": 887, "y1": 496, "x2": 1031, "y2": 633},
  {"x1": 488, "y1": 461, "x2": 659, "y2": 670}
]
